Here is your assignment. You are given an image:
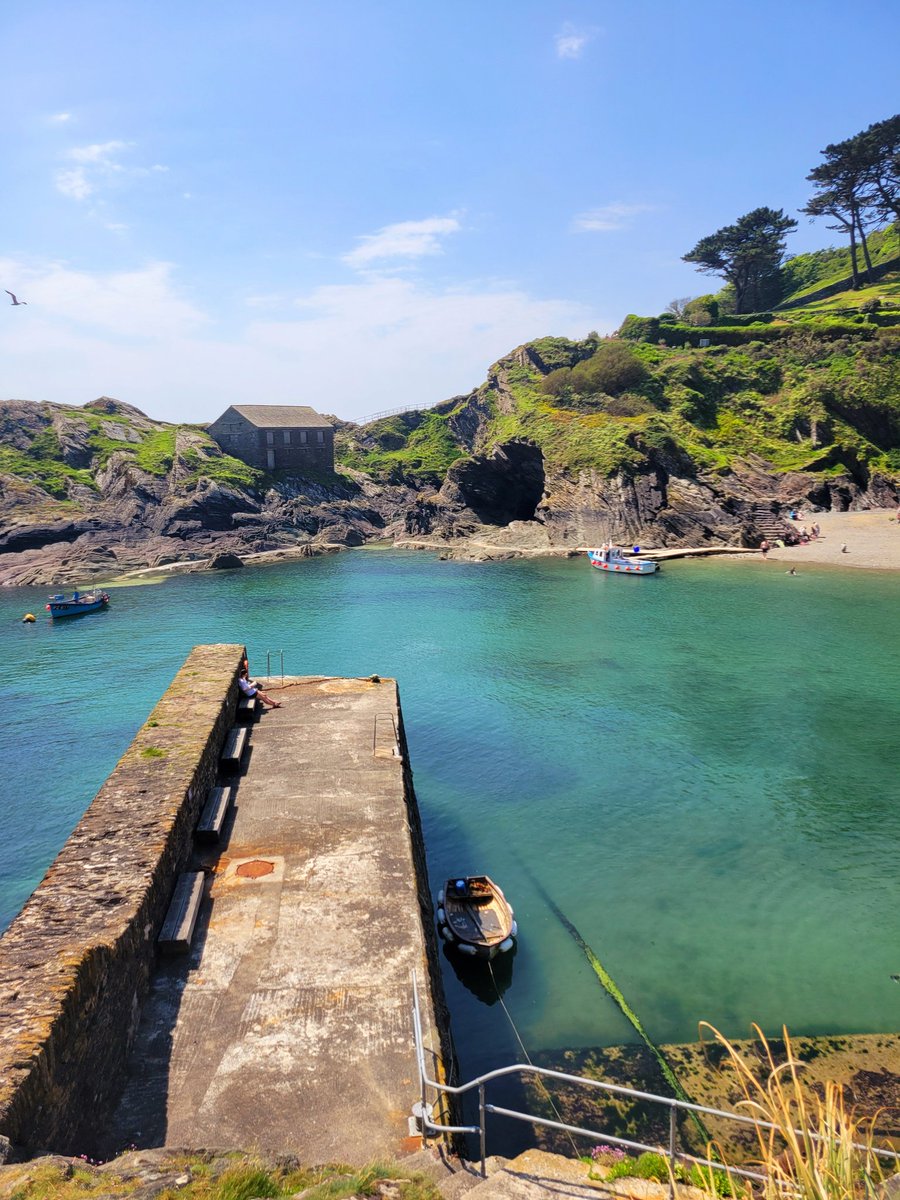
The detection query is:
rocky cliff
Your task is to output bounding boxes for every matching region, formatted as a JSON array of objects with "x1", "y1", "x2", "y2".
[
  {"x1": 0, "y1": 398, "x2": 417, "y2": 585},
  {"x1": 2, "y1": 314, "x2": 898, "y2": 584}
]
